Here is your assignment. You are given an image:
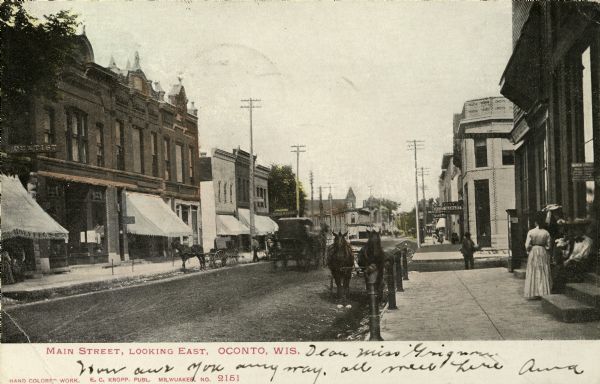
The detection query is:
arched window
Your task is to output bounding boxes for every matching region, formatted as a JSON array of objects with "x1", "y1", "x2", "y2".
[
  {"x1": 223, "y1": 182, "x2": 227, "y2": 204},
  {"x1": 230, "y1": 184, "x2": 233, "y2": 203},
  {"x1": 218, "y1": 181, "x2": 221, "y2": 202}
]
